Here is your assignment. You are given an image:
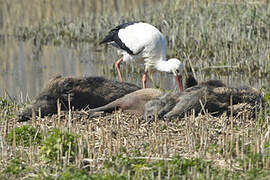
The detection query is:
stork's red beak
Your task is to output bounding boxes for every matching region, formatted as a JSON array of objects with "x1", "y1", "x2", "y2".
[{"x1": 175, "y1": 75, "x2": 183, "y2": 91}]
